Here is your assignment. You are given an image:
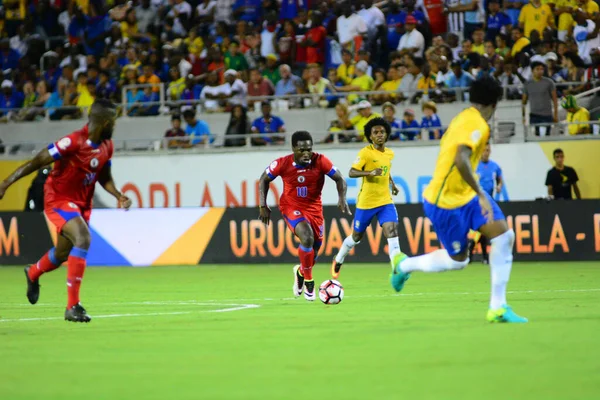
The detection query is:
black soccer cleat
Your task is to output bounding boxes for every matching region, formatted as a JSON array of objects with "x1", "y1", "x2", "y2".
[
  {"x1": 64, "y1": 303, "x2": 92, "y2": 323},
  {"x1": 24, "y1": 266, "x2": 40, "y2": 305},
  {"x1": 331, "y1": 259, "x2": 343, "y2": 279},
  {"x1": 304, "y1": 280, "x2": 316, "y2": 301}
]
